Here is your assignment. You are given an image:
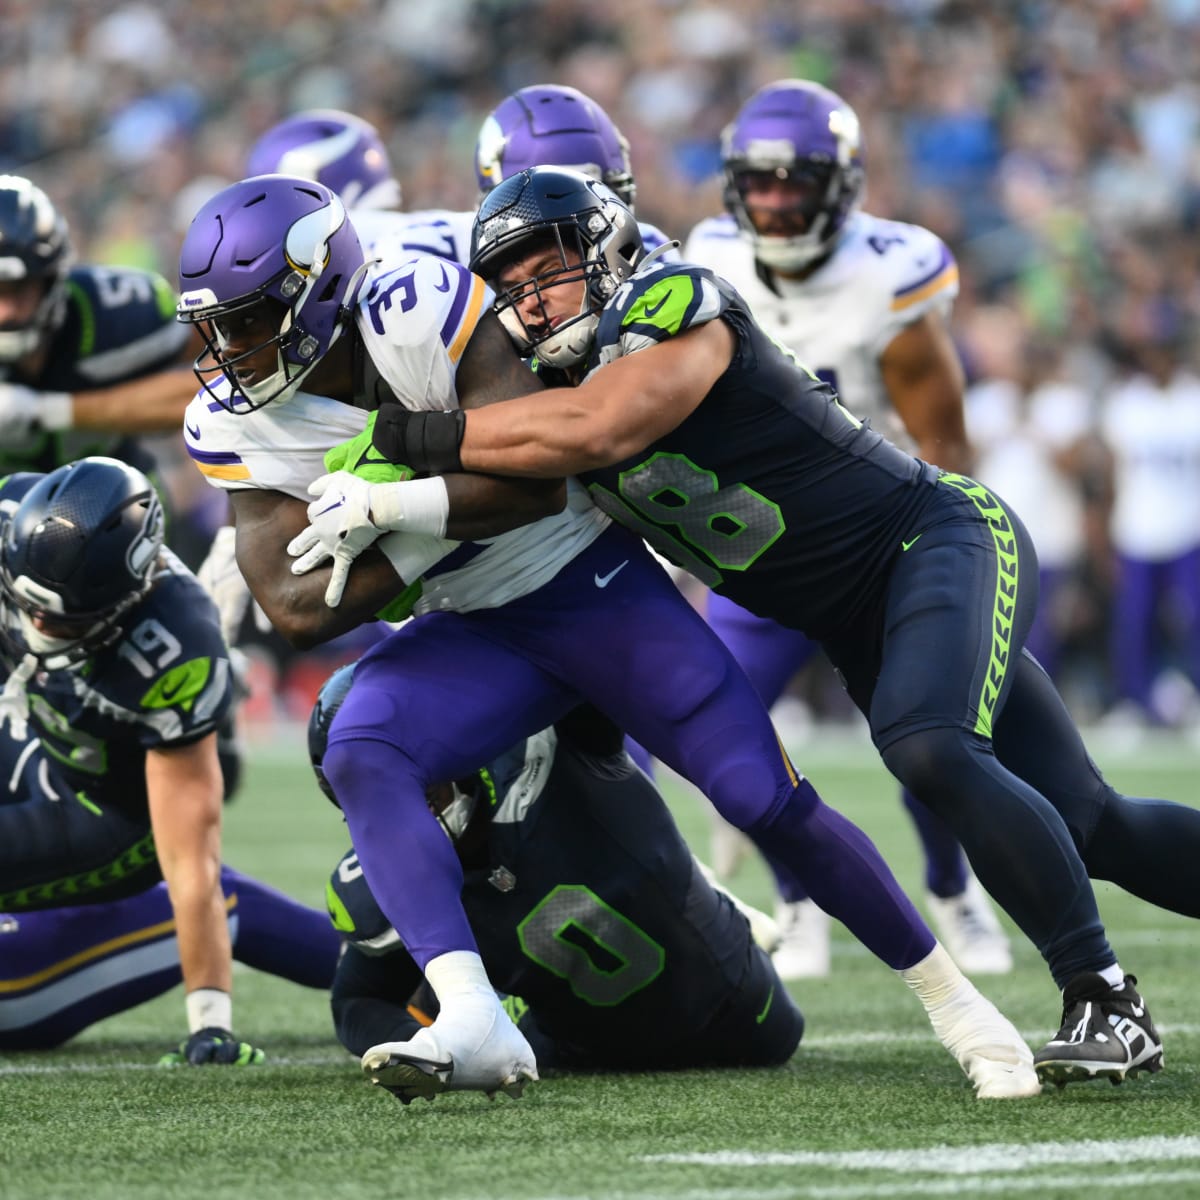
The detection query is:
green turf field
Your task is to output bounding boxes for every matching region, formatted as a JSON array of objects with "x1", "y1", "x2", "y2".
[{"x1": 2, "y1": 725, "x2": 1198, "y2": 1200}]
